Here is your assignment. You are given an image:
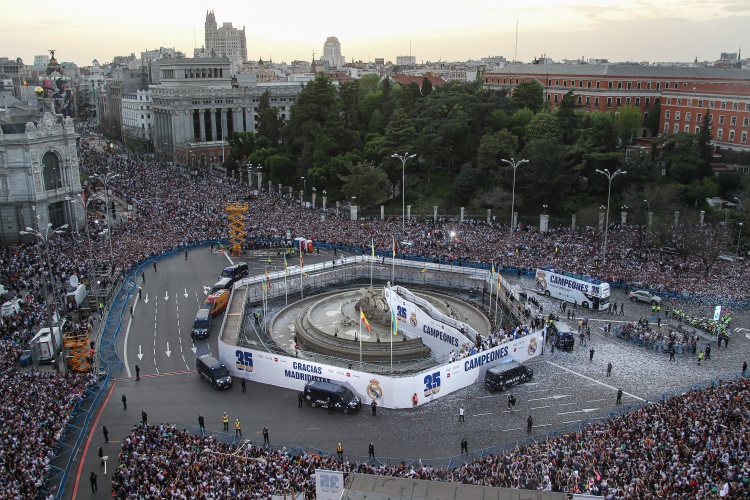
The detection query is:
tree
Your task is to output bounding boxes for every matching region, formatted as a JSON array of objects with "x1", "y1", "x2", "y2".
[
  {"x1": 681, "y1": 178, "x2": 718, "y2": 208},
  {"x1": 556, "y1": 91, "x2": 582, "y2": 144},
  {"x1": 338, "y1": 161, "x2": 390, "y2": 205},
  {"x1": 655, "y1": 133, "x2": 704, "y2": 185},
  {"x1": 266, "y1": 154, "x2": 296, "y2": 185},
  {"x1": 256, "y1": 91, "x2": 283, "y2": 145},
  {"x1": 421, "y1": 77, "x2": 433, "y2": 97},
  {"x1": 453, "y1": 163, "x2": 478, "y2": 203},
  {"x1": 476, "y1": 130, "x2": 519, "y2": 179},
  {"x1": 644, "y1": 100, "x2": 660, "y2": 136},
  {"x1": 715, "y1": 171, "x2": 743, "y2": 197},
  {"x1": 511, "y1": 81, "x2": 544, "y2": 113},
  {"x1": 226, "y1": 131, "x2": 256, "y2": 175},
  {"x1": 517, "y1": 138, "x2": 578, "y2": 213},
  {"x1": 616, "y1": 105, "x2": 642, "y2": 145},
  {"x1": 525, "y1": 110, "x2": 562, "y2": 142},
  {"x1": 510, "y1": 107, "x2": 534, "y2": 143},
  {"x1": 307, "y1": 151, "x2": 364, "y2": 201},
  {"x1": 696, "y1": 108, "x2": 714, "y2": 179}
]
